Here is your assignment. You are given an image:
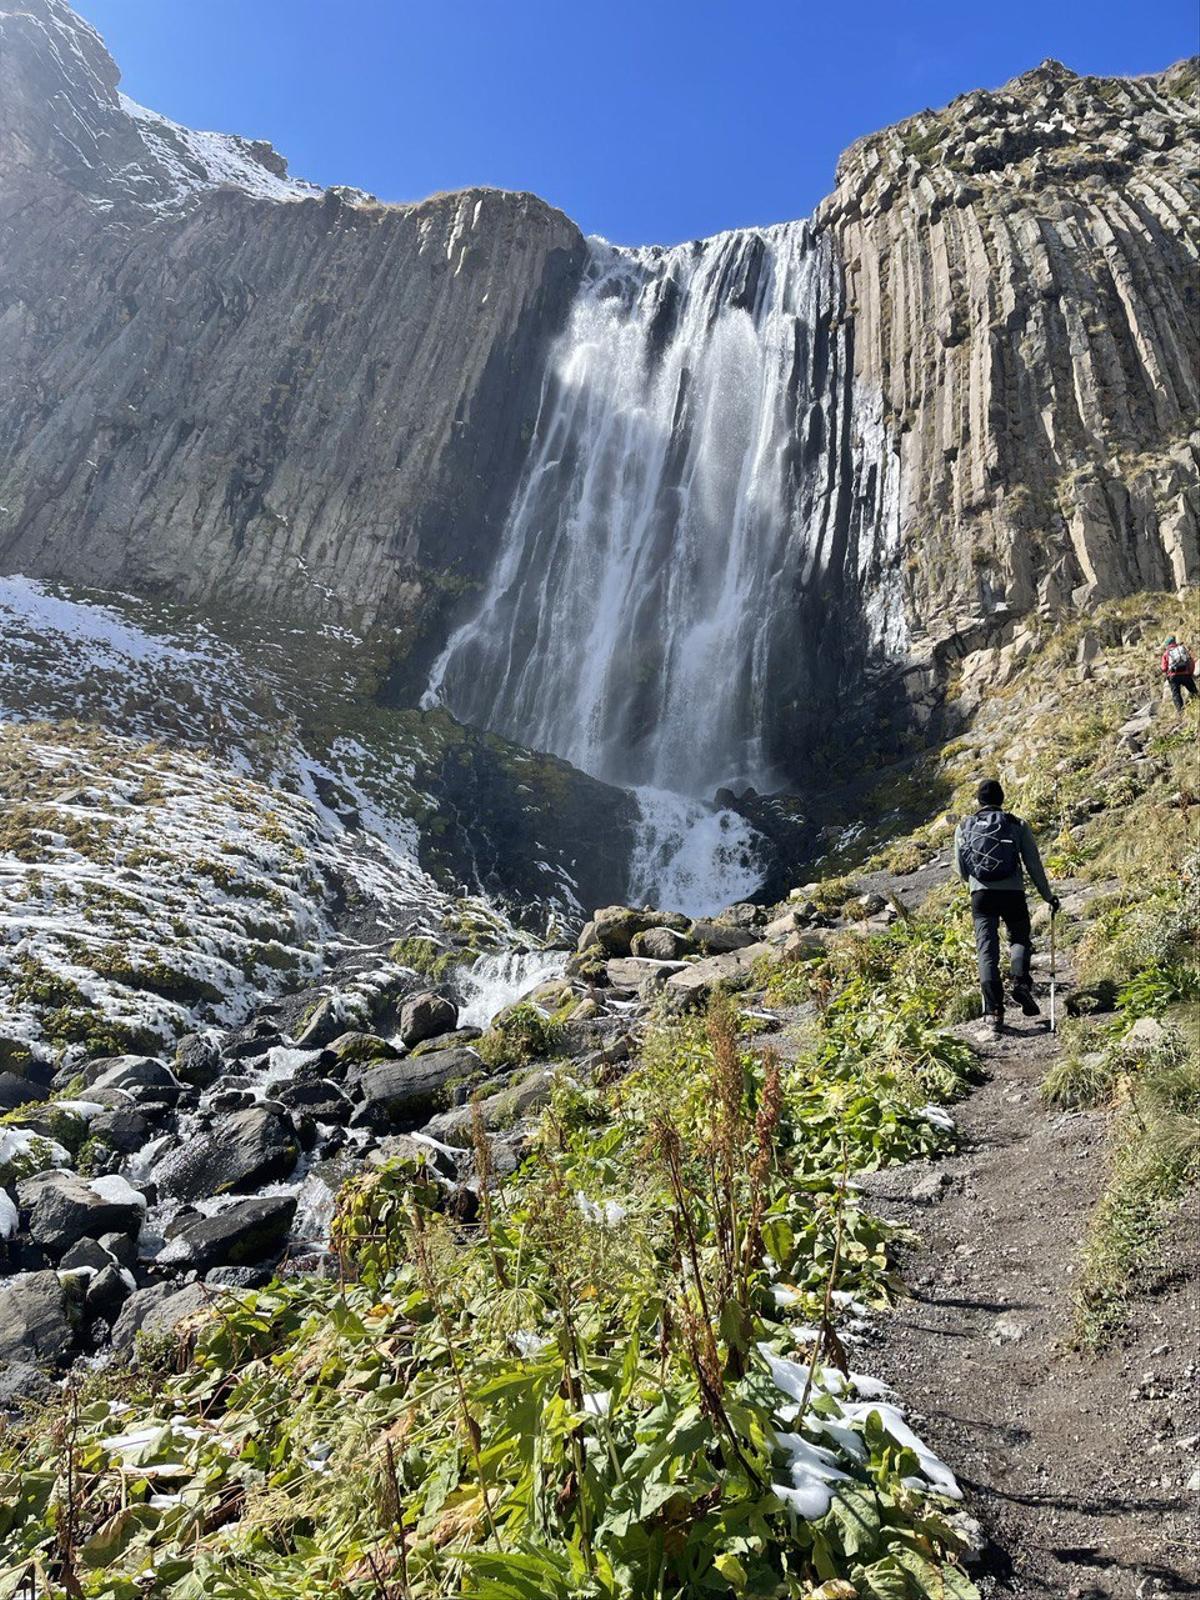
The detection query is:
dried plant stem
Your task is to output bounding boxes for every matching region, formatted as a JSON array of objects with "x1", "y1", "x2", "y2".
[{"x1": 408, "y1": 1208, "x2": 500, "y2": 1547}]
